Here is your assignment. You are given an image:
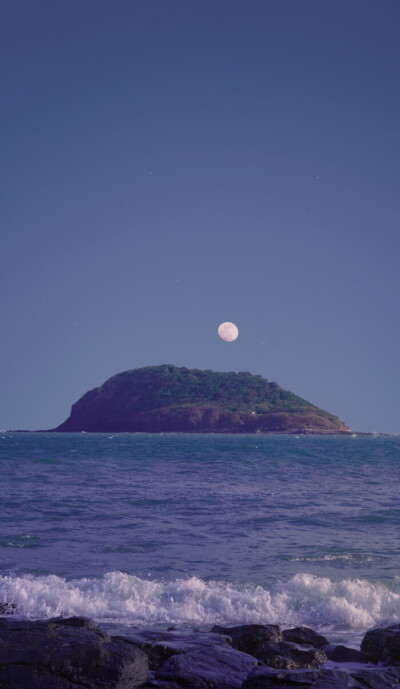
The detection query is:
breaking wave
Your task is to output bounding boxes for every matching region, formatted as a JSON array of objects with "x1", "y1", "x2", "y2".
[{"x1": 1, "y1": 571, "x2": 400, "y2": 631}]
